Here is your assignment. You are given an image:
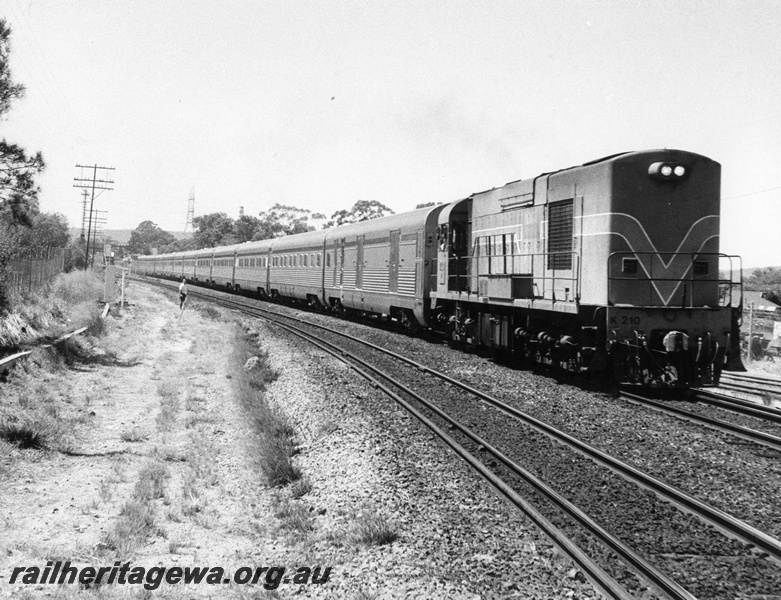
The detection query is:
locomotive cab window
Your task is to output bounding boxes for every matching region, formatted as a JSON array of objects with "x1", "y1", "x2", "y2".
[
  {"x1": 438, "y1": 224, "x2": 448, "y2": 251},
  {"x1": 622, "y1": 258, "x2": 639, "y2": 274},
  {"x1": 450, "y1": 223, "x2": 467, "y2": 253}
]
